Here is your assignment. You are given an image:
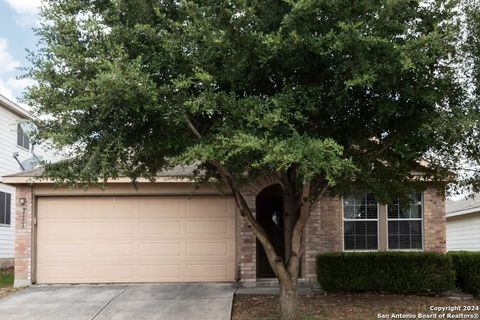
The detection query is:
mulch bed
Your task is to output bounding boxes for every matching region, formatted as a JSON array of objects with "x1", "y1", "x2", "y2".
[{"x1": 232, "y1": 293, "x2": 480, "y2": 320}]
